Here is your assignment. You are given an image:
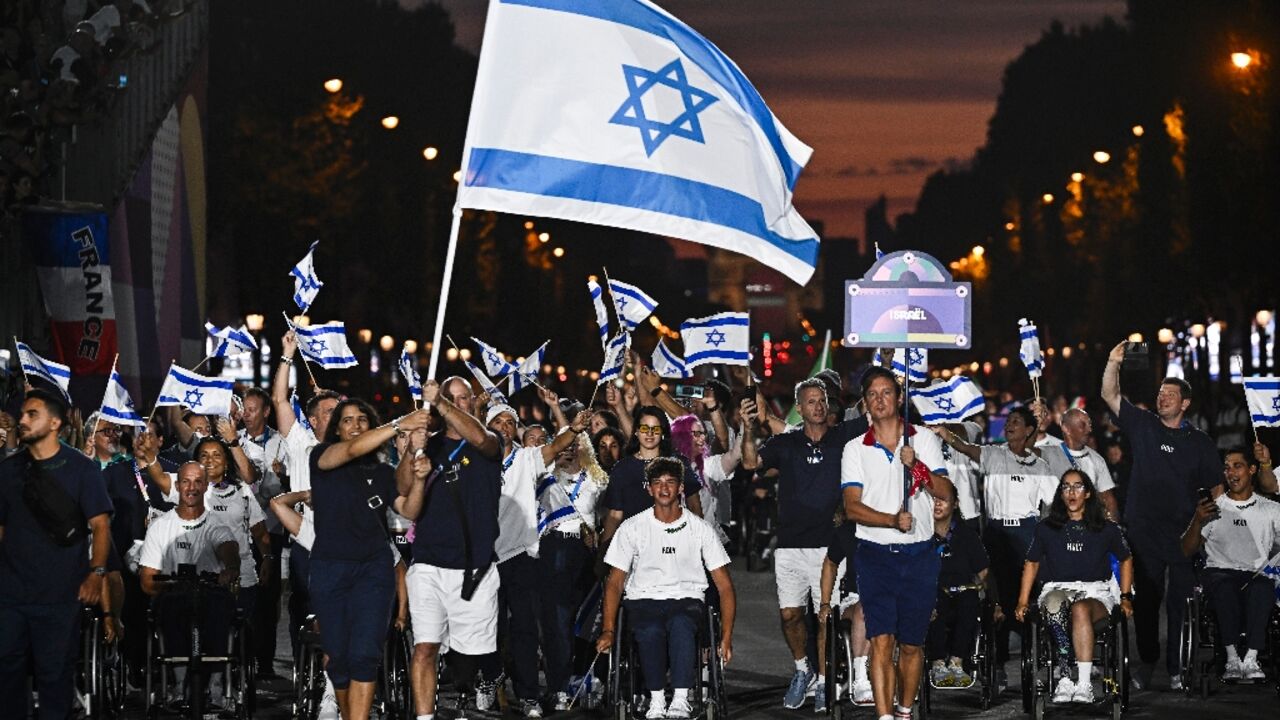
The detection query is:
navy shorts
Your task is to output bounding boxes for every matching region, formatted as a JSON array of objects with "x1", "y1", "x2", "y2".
[{"x1": 856, "y1": 540, "x2": 942, "y2": 646}]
